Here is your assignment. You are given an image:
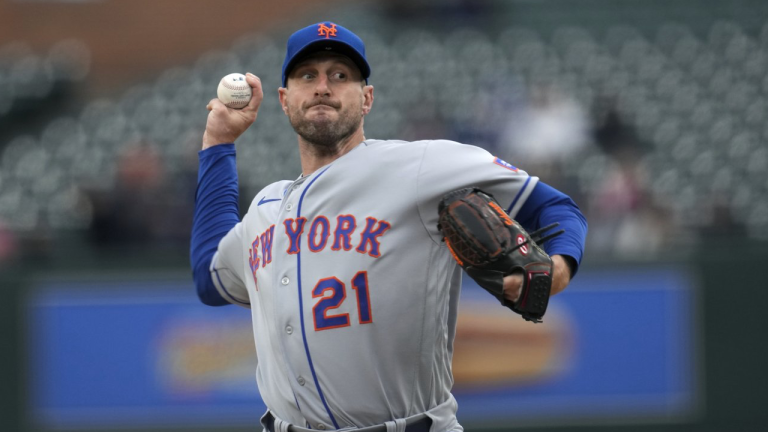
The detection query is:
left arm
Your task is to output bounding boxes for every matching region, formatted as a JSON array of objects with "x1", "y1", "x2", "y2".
[
  {"x1": 549, "y1": 254, "x2": 574, "y2": 296},
  {"x1": 504, "y1": 182, "x2": 588, "y2": 300}
]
